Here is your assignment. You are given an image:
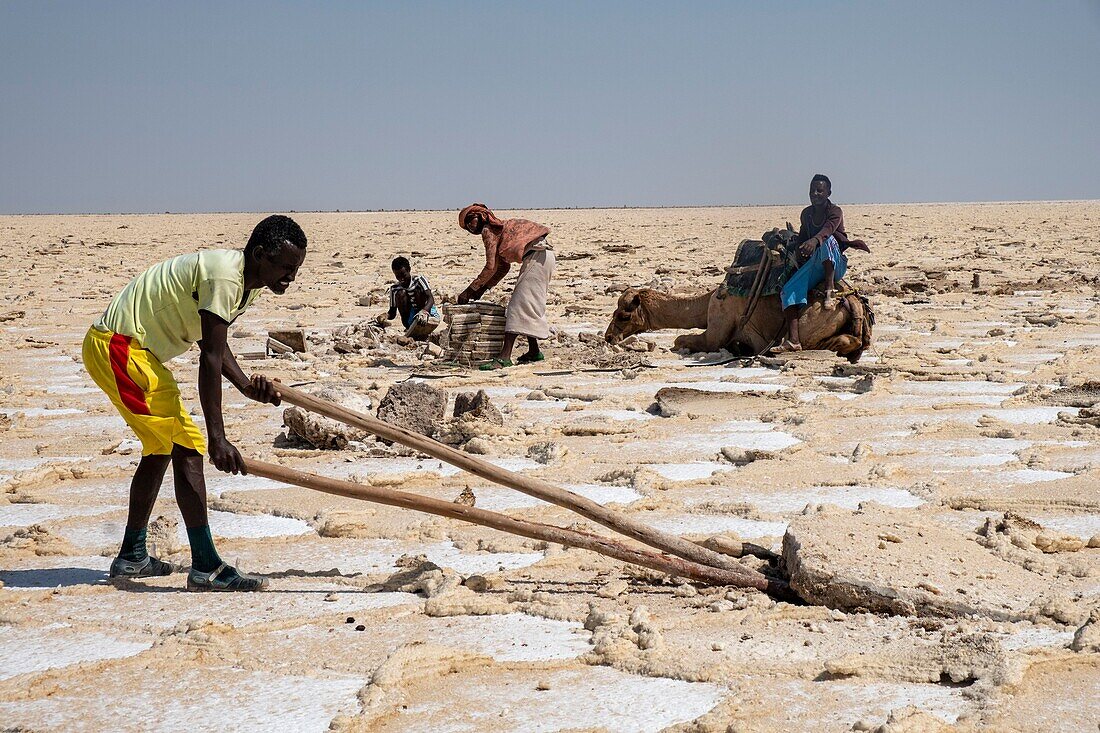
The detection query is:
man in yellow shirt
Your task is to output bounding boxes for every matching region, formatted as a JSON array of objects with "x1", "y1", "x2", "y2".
[{"x1": 82, "y1": 215, "x2": 307, "y2": 591}]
